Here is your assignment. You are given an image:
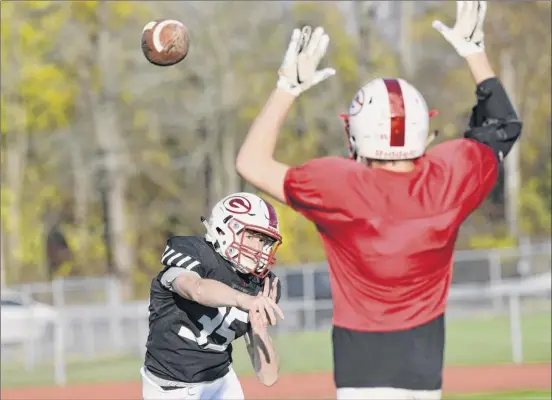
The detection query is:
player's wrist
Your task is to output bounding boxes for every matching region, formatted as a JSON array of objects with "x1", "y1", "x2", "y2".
[
  {"x1": 251, "y1": 324, "x2": 270, "y2": 337},
  {"x1": 459, "y1": 43, "x2": 485, "y2": 58},
  {"x1": 276, "y1": 77, "x2": 301, "y2": 97},
  {"x1": 464, "y1": 51, "x2": 495, "y2": 84},
  {"x1": 236, "y1": 292, "x2": 255, "y2": 310}
]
